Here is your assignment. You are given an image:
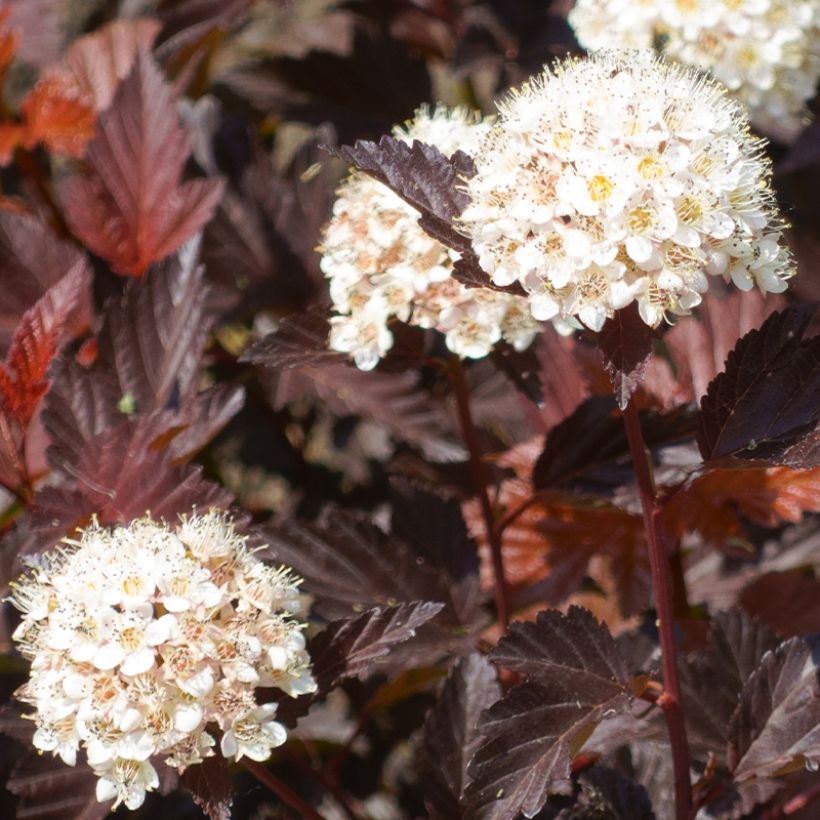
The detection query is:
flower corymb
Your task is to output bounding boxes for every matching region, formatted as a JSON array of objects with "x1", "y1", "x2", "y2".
[
  {"x1": 320, "y1": 105, "x2": 541, "y2": 369},
  {"x1": 568, "y1": 0, "x2": 820, "y2": 140},
  {"x1": 458, "y1": 51, "x2": 794, "y2": 331},
  {"x1": 9, "y1": 511, "x2": 315, "y2": 811}
]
